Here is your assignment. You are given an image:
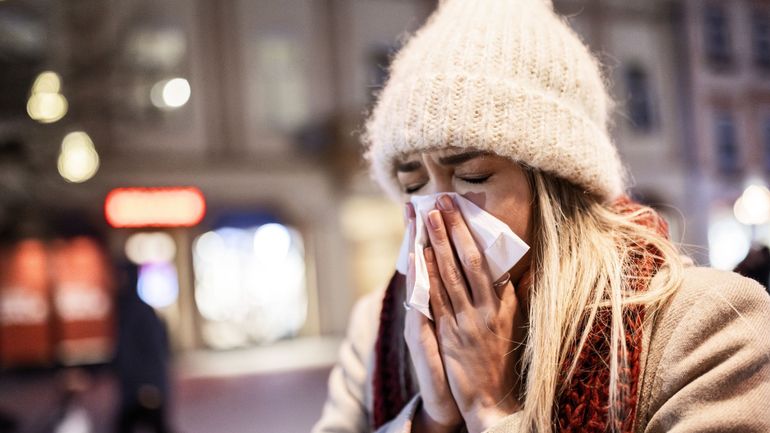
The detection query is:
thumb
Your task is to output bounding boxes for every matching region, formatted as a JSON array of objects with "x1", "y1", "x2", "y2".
[
  {"x1": 511, "y1": 268, "x2": 534, "y2": 307},
  {"x1": 515, "y1": 268, "x2": 534, "y2": 291}
]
